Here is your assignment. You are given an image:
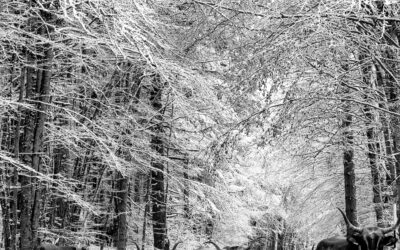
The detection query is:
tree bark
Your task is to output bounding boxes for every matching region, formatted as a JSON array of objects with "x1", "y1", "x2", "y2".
[
  {"x1": 381, "y1": 13, "x2": 400, "y2": 227},
  {"x1": 365, "y1": 105, "x2": 384, "y2": 226},
  {"x1": 19, "y1": 65, "x2": 36, "y2": 250},
  {"x1": 115, "y1": 173, "x2": 129, "y2": 250},
  {"x1": 20, "y1": 19, "x2": 53, "y2": 249},
  {"x1": 0, "y1": 116, "x2": 12, "y2": 250},
  {"x1": 358, "y1": 52, "x2": 385, "y2": 226},
  {"x1": 341, "y1": 64, "x2": 358, "y2": 226},
  {"x1": 31, "y1": 43, "x2": 53, "y2": 247},
  {"x1": 150, "y1": 80, "x2": 168, "y2": 250},
  {"x1": 142, "y1": 174, "x2": 151, "y2": 250},
  {"x1": 11, "y1": 86, "x2": 21, "y2": 250},
  {"x1": 342, "y1": 112, "x2": 358, "y2": 225}
]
